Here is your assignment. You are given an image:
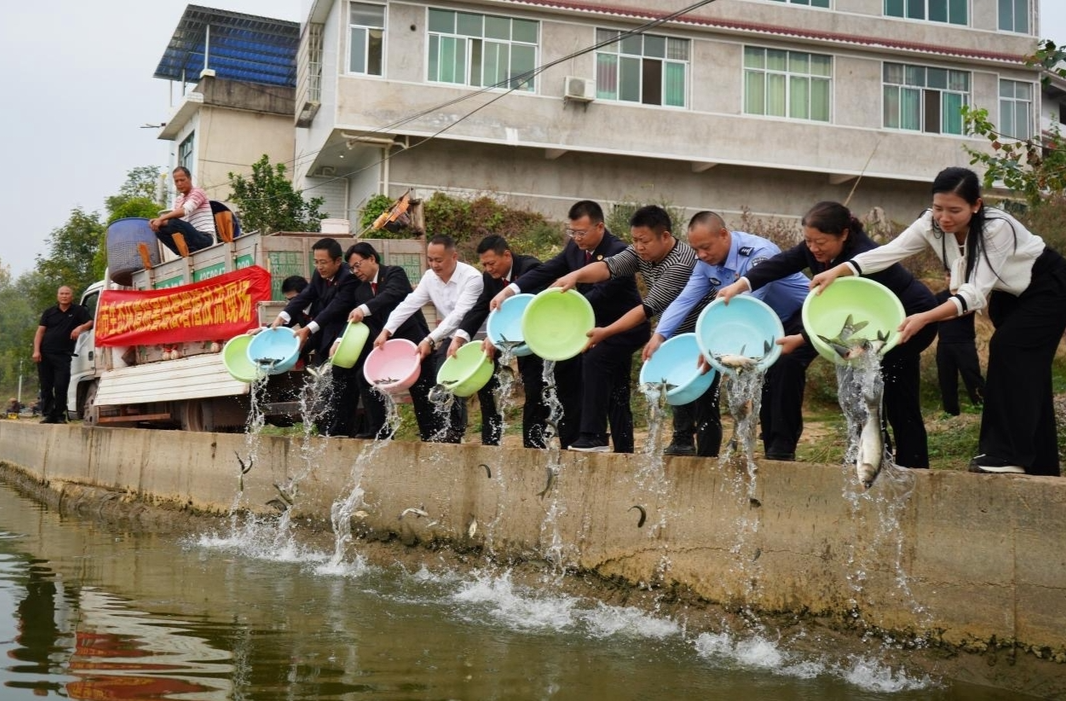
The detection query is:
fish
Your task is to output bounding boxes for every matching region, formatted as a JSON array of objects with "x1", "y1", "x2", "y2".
[
  {"x1": 837, "y1": 314, "x2": 869, "y2": 343},
  {"x1": 353, "y1": 510, "x2": 369, "y2": 519},
  {"x1": 398, "y1": 506, "x2": 429, "y2": 520},
  {"x1": 441, "y1": 379, "x2": 459, "y2": 387},
  {"x1": 820, "y1": 330, "x2": 890, "y2": 361},
  {"x1": 373, "y1": 376, "x2": 398, "y2": 386},
  {"x1": 273, "y1": 483, "x2": 295, "y2": 506},
  {"x1": 856, "y1": 384, "x2": 884, "y2": 490},
  {"x1": 713, "y1": 340, "x2": 773, "y2": 373},
  {"x1": 537, "y1": 466, "x2": 558, "y2": 499},
  {"x1": 467, "y1": 516, "x2": 478, "y2": 538},
  {"x1": 266, "y1": 498, "x2": 289, "y2": 513},
  {"x1": 629, "y1": 505, "x2": 647, "y2": 528},
  {"x1": 478, "y1": 463, "x2": 493, "y2": 479},
  {"x1": 235, "y1": 452, "x2": 254, "y2": 475}
]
